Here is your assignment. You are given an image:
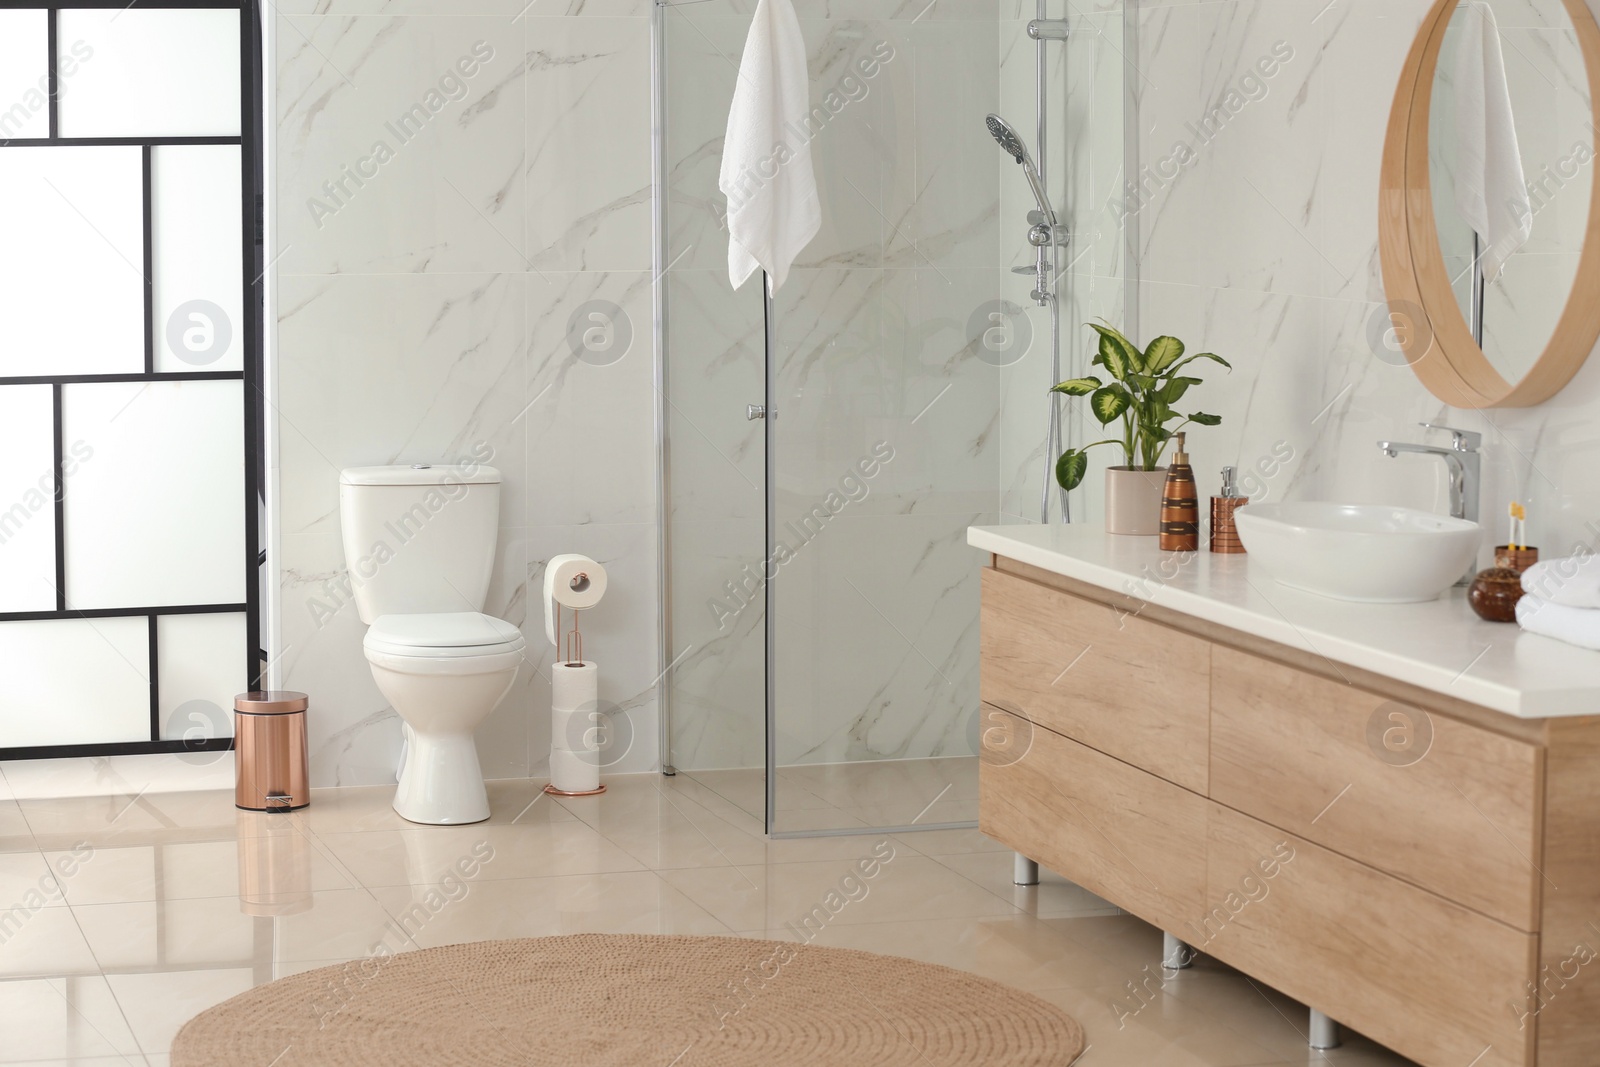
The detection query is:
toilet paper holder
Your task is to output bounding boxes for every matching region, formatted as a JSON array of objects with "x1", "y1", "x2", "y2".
[
  {"x1": 555, "y1": 590, "x2": 586, "y2": 665},
  {"x1": 543, "y1": 554, "x2": 610, "y2": 798},
  {"x1": 544, "y1": 554, "x2": 608, "y2": 664}
]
